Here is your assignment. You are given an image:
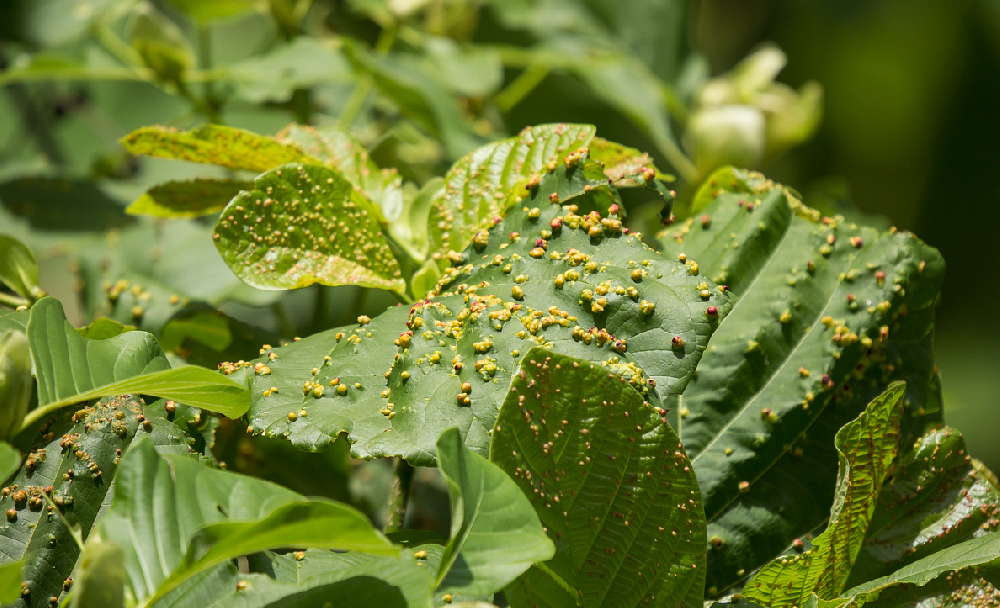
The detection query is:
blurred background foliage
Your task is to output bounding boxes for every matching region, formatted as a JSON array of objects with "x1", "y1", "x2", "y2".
[{"x1": 0, "y1": 0, "x2": 996, "y2": 483}]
